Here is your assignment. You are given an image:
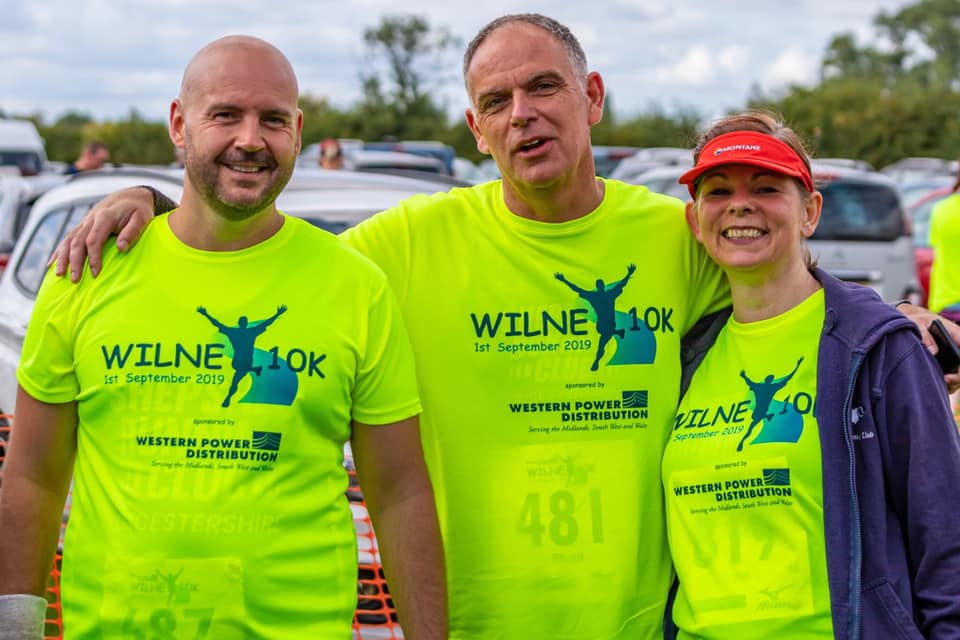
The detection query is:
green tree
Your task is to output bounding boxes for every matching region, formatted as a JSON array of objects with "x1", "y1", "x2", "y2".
[
  {"x1": 85, "y1": 110, "x2": 174, "y2": 166},
  {"x1": 358, "y1": 15, "x2": 461, "y2": 141},
  {"x1": 757, "y1": 0, "x2": 960, "y2": 169},
  {"x1": 875, "y1": 0, "x2": 960, "y2": 87}
]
